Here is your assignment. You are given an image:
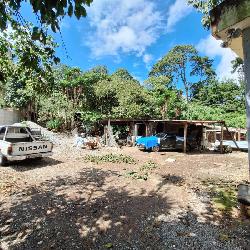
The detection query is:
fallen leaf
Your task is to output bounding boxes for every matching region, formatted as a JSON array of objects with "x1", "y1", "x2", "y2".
[
  {"x1": 219, "y1": 233, "x2": 230, "y2": 241},
  {"x1": 104, "y1": 243, "x2": 113, "y2": 248}
]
